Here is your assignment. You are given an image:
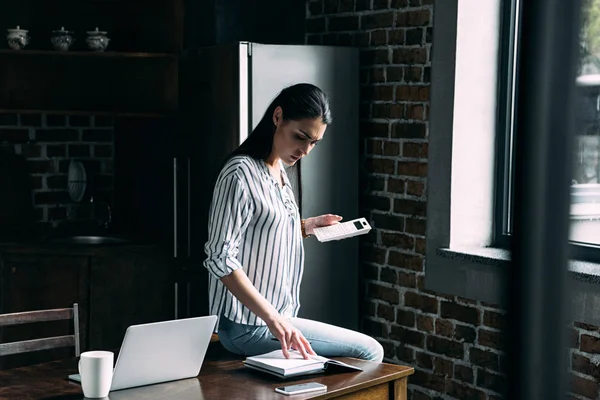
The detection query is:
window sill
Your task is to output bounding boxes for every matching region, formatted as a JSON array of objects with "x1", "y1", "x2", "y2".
[{"x1": 427, "y1": 247, "x2": 600, "y2": 324}]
